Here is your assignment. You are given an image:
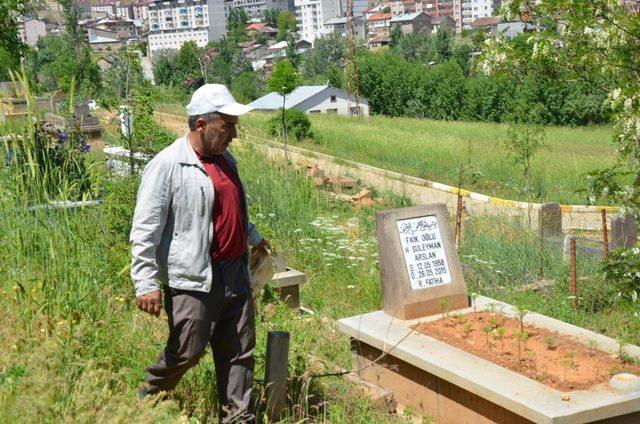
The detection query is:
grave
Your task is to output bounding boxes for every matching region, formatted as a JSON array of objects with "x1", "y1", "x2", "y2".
[
  {"x1": 376, "y1": 204, "x2": 468, "y2": 319},
  {"x1": 338, "y1": 202, "x2": 640, "y2": 423}
]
